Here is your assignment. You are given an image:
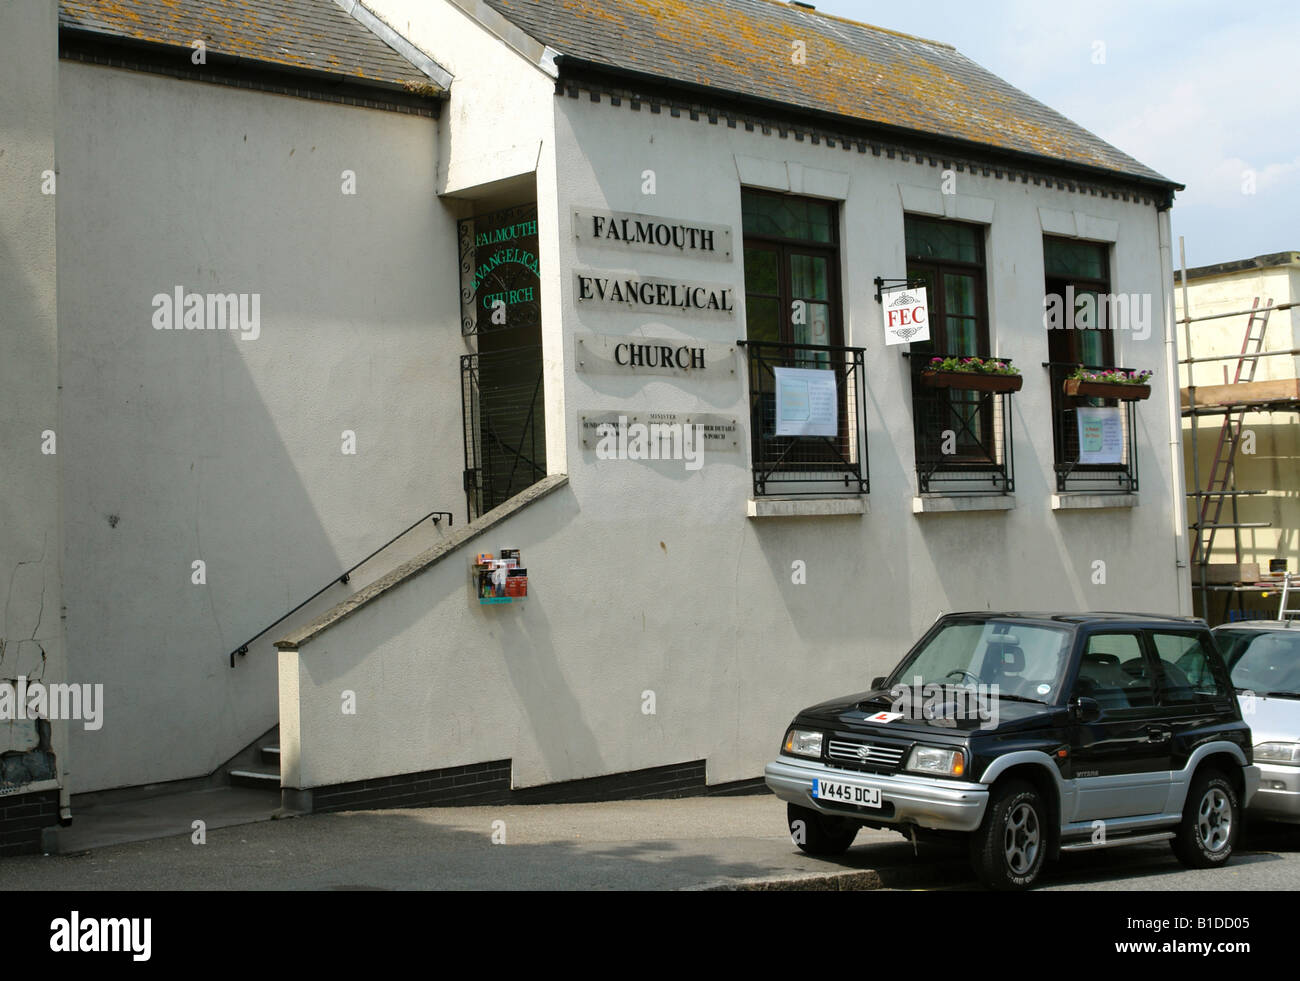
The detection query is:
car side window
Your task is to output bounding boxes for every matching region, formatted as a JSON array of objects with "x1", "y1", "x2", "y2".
[
  {"x1": 1150, "y1": 632, "x2": 1227, "y2": 704},
  {"x1": 1073, "y1": 633, "x2": 1154, "y2": 710}
]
